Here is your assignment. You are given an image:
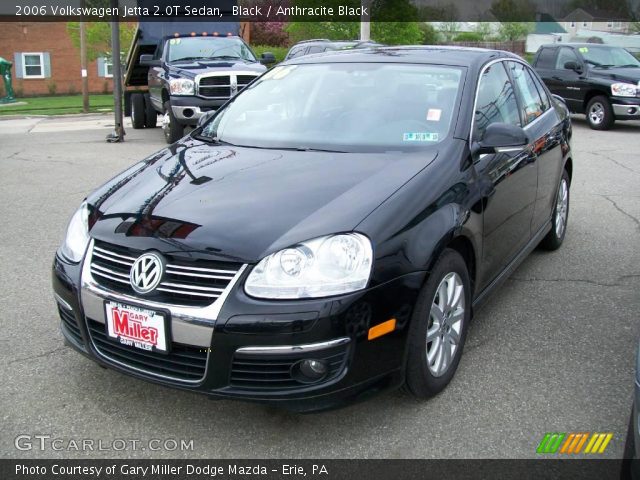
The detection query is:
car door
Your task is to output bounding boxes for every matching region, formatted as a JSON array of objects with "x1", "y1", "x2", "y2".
[
  {"x1": 472, "y1": 60, "x2": 538, "y2": 288},
  {"x1": 549, "y1": 47, "x2": 586, "y2": 112},
  {"x1": 507, "y1": 61, "x2": 564, "y2": 234},
  {"x1": 147, "y1": 41, "x2": 165, "y2": 111}
]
